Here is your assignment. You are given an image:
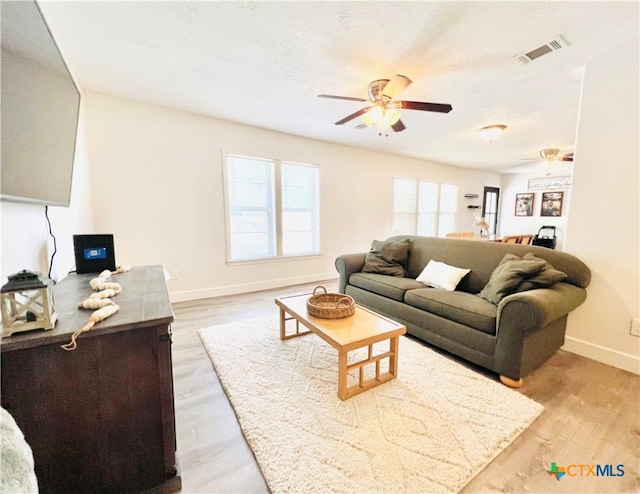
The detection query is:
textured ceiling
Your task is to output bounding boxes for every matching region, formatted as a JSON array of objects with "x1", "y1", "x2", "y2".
[{"x1": 37, "y1": 1, "x2": 639, "y2": 173}]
